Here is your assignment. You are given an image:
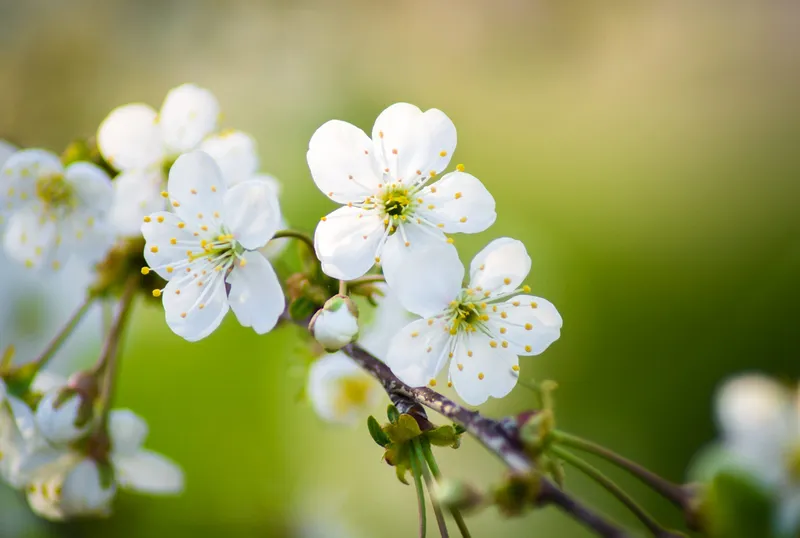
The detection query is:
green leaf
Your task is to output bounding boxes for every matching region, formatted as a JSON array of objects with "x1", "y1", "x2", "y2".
[
  {"x1": 426, "y1": 425, "x2": 459, "y2": 447},
  {"x1": 367, "y1": 416, "x2": 390, "y2": 447},
  {"x1": 385, "y1": 414, "x2": 423, "y2": 444},
  {"x1": 289, "y1": 297, "x2": 318, "y2": 321},
  {"x1": 387, "y1": 404, "x2": 400, "y2": 424}
]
